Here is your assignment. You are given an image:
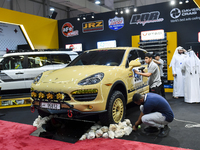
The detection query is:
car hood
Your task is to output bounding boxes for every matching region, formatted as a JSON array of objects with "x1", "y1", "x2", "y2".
[{"x1": 41, "y1": 65, "x2": 120, "y2": 84}]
